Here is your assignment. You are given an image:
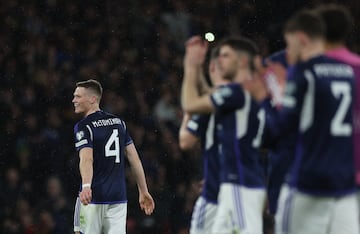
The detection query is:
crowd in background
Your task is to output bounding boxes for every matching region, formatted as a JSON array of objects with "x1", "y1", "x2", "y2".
[{"x1": 0, "y1": 0, "x2": 359, "y2": 233}]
